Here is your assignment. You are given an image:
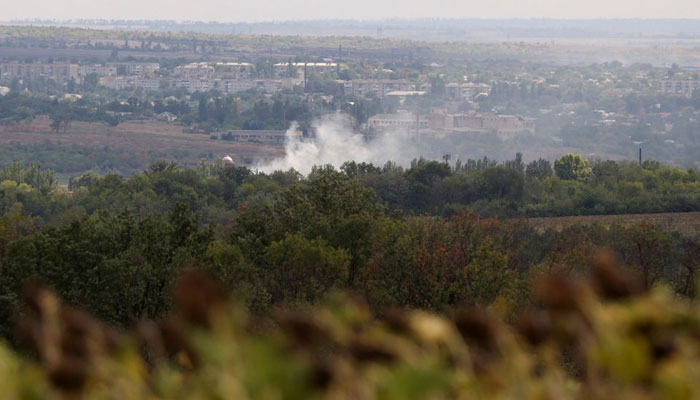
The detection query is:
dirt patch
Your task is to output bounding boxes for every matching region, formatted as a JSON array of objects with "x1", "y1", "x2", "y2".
[{"x1": 0, "y1": 120, "x2": 284, "y2": 166}]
